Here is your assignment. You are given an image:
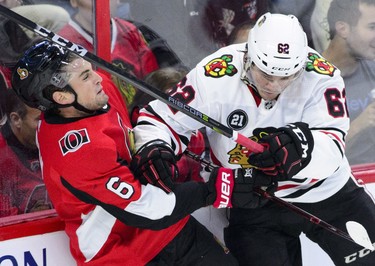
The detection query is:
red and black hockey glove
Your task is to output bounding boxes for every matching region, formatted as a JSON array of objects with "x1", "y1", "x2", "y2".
[
  {"x1": 206, "y1": 167, "x2": 277, "y2": 209},
  {"x1": 130, "y1": 140, "x2": 178, "y2": 193},
  {"x1": 248, "y1": 122, "x2": 314, "y2": 180}
]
